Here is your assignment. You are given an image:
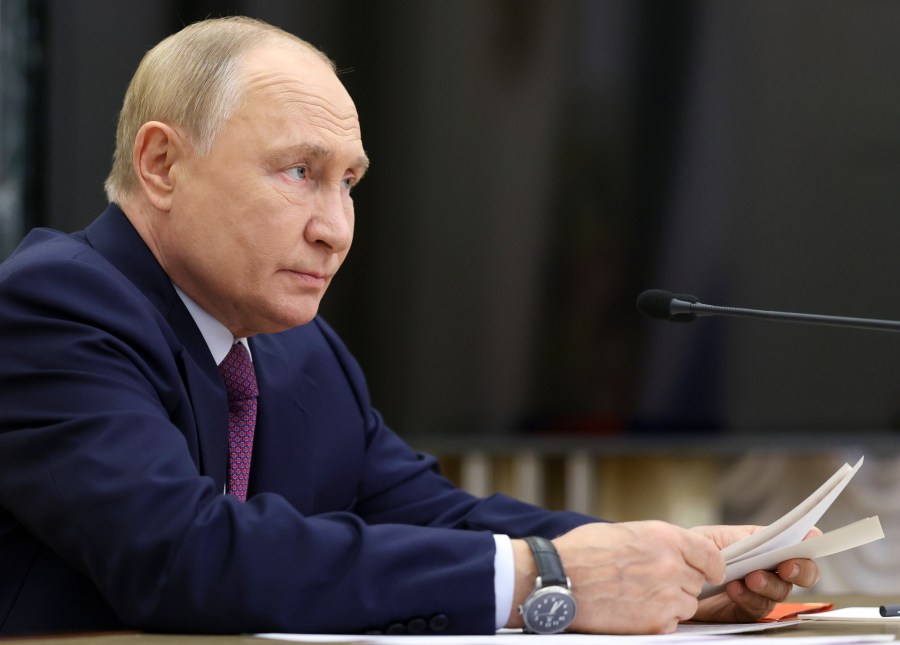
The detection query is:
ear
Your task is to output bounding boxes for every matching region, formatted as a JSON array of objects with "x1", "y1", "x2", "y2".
[{"x1": 132, "y1": 121, "x2": 186, "y2": 211}]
